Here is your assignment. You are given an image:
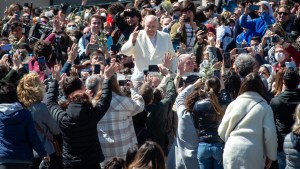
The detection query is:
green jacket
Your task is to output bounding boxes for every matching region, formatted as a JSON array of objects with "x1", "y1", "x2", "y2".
[{"x1": 170, "y1": 21, "x2": 206, "y2": 46}]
